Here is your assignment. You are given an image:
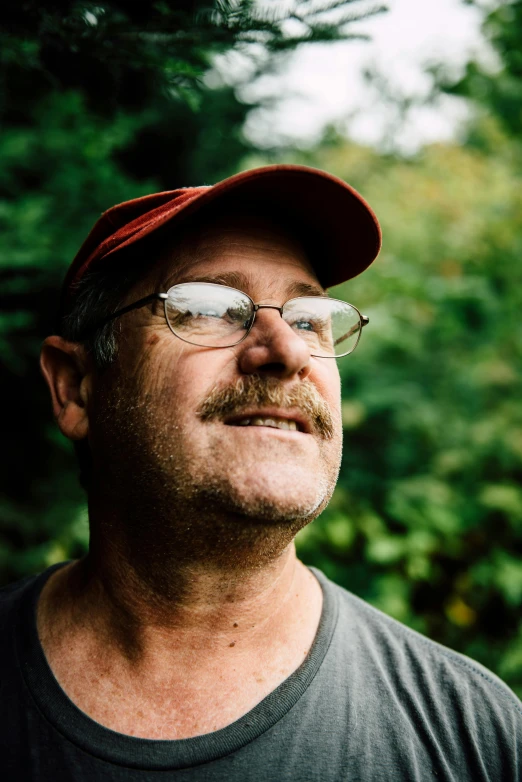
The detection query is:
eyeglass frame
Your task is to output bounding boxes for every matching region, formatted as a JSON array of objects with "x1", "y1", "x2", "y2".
[{"x1": 90, "y1": 281, "x2": 370, "y2": 358}]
